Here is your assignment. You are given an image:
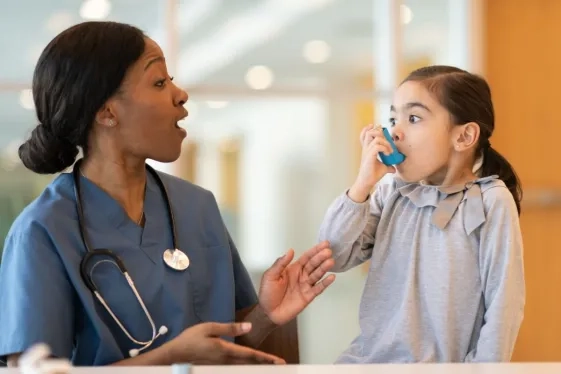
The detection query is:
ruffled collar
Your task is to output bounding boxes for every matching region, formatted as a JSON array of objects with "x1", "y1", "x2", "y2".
[{"x1": 395, "y1": 175, "x2": 499, "y2": 234}]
